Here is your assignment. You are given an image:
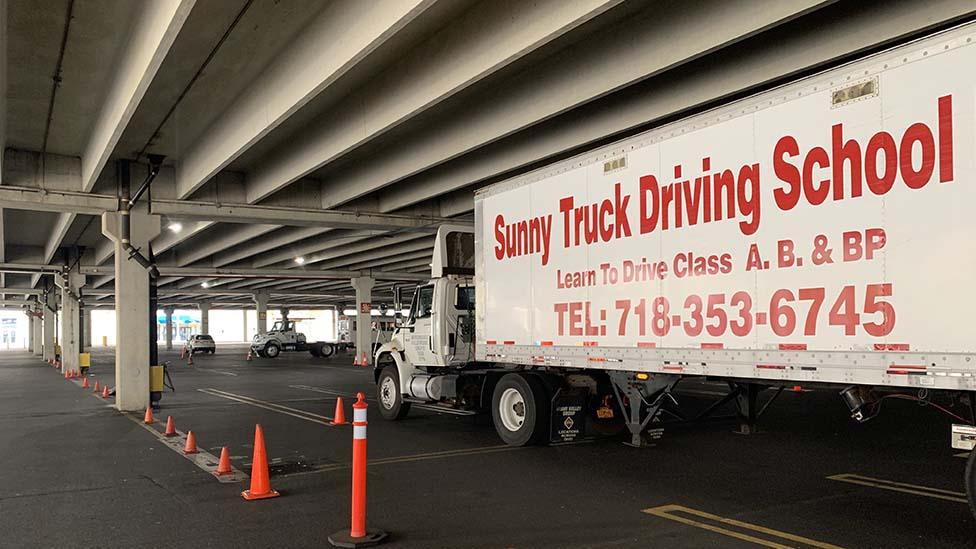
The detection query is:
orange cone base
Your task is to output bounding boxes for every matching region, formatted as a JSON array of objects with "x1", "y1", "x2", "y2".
[
  {"x1": 241, "y1": 488, "x2": 280, "y2": 501},
  {"x1": 328, "y1": 528, "x2": 388, "y2": 548}
]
